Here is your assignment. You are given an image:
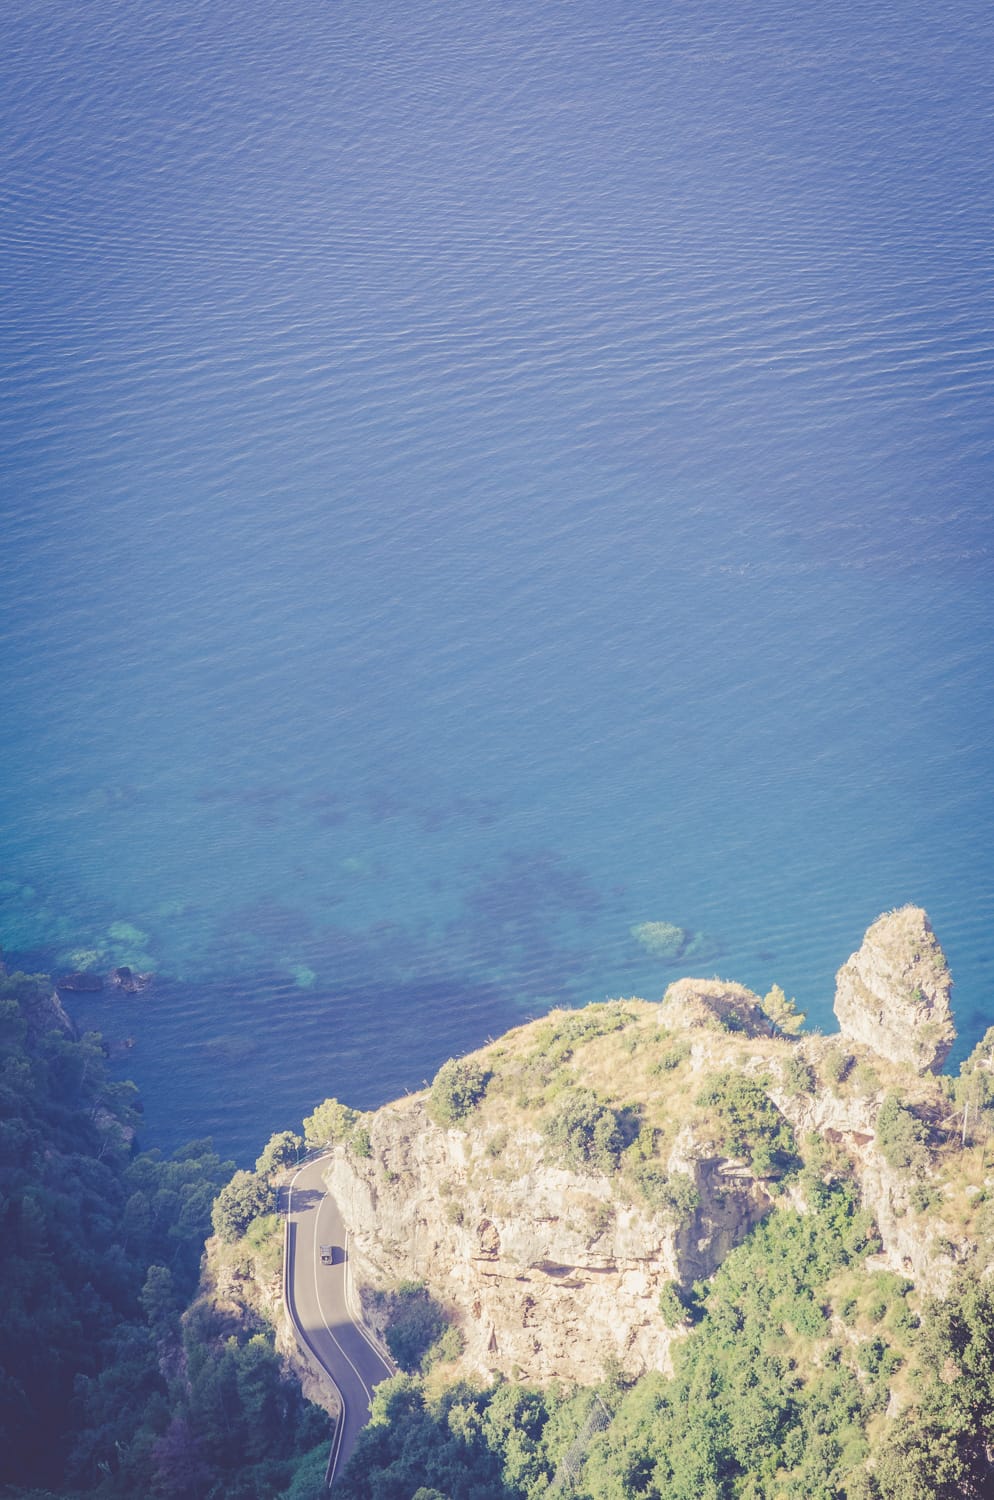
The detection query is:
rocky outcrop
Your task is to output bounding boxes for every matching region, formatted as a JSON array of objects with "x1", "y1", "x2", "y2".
[
  {"x1": 661, "y1": 978, "x2": 773, "y2": 1038},
  {"x1": 834, "y1": 907, "x2": 954, "y2": 1073},
  {"x1": 766, "y1": 1049, "x2": 957, "y2": 1297},
  {"x1": 110, "y1": 965, "x2": 151, "y2": 993},
  {"x1": 316, "y1": 909, "x2": 967, "y2": 1389}
]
